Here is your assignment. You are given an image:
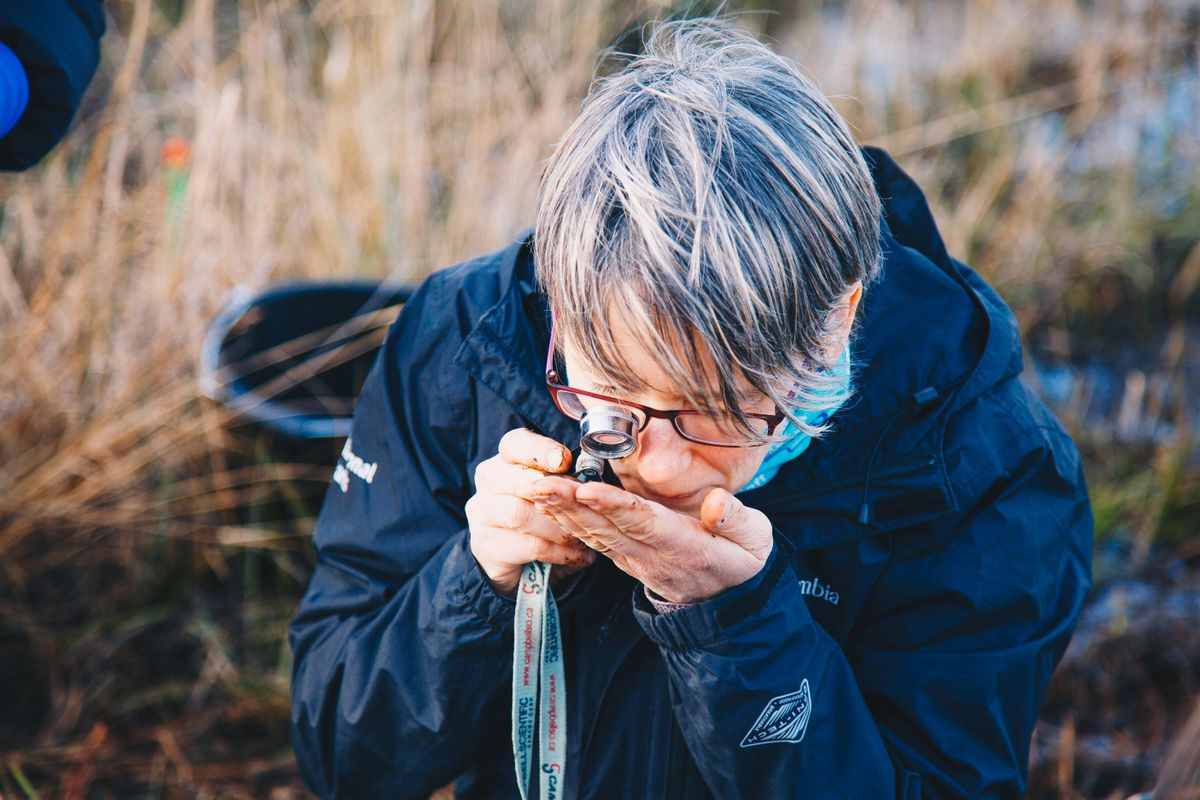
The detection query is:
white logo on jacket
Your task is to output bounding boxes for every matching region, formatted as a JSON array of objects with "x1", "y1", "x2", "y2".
[
  {"x1": 798, "y1": 576, "x2": 839, "y2": 605},
  {"x1": 333, "y1": 437, "x2": 378, "y2": 493},
  {"x1": 740, "y1": 680, "x2": 813, "y2": 748}
]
